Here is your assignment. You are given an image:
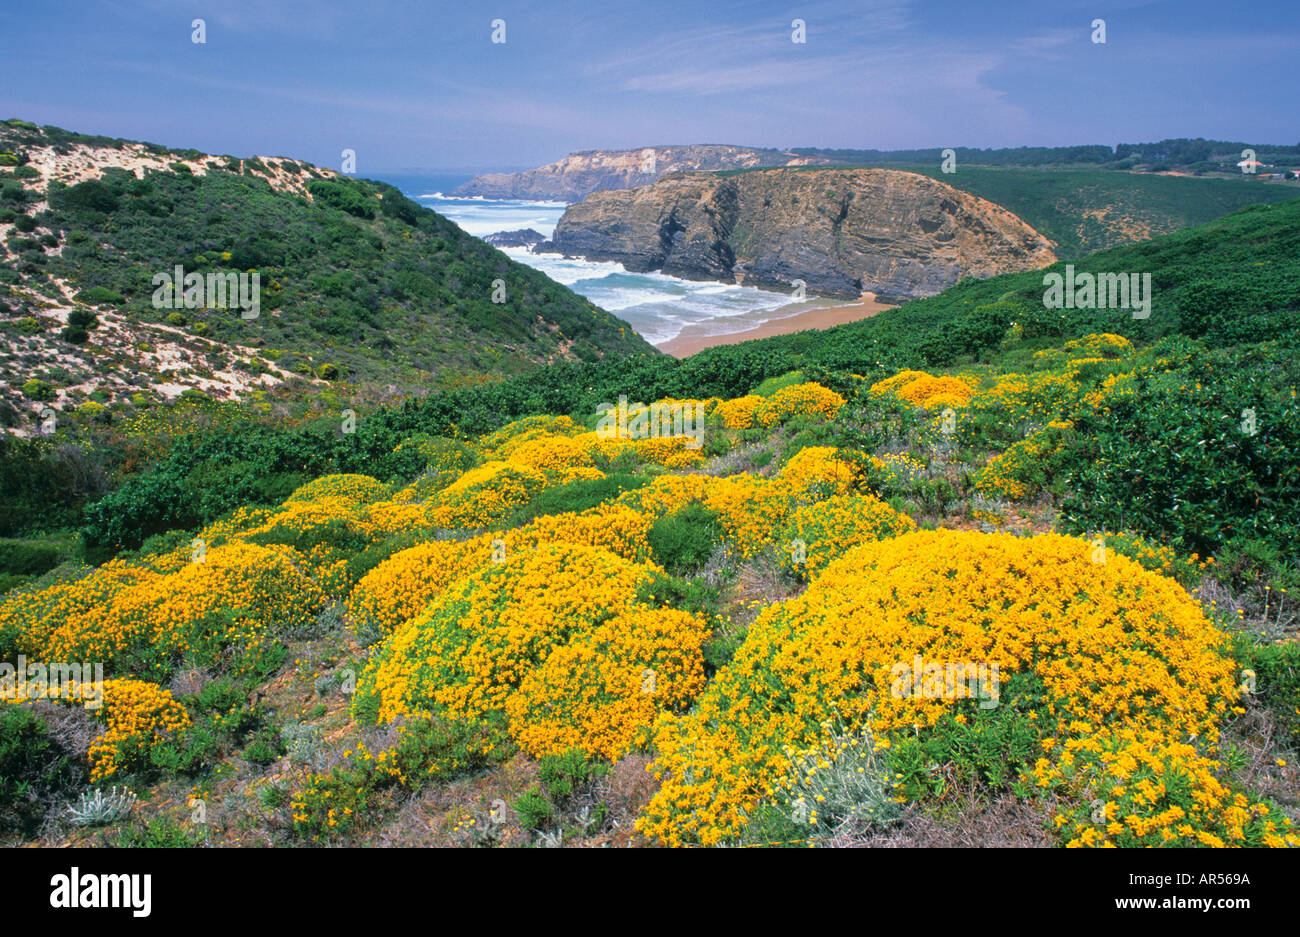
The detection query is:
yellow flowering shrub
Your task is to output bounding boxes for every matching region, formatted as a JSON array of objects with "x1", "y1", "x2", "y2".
[
  {"x1": 425, "y1": 460, "x2": 547, "y2": 529},
  {"x1": 967, "y1": 371, "x2": 1080, "y2": 425},
  {"x1": 758, "y1": 383, "x2": 845, "y2": 426},
  {"x1": 778, "y1": 493, "x2": 916, "y2": 577},
  {"x1": 360, "y1": 499, "x2": 432, "y2": 535},
  {"x1": 871, "y1": 371, "x2": 978, "y2": 409},
  {"x1": 48, "y1": 542, "x2": 324, "y2": 674},
  {"x1": 1064, "y1": 332, "x2": 1132, "y2": 356},
  {"x1": 87, "y1": 679, "x2": 191, "y2": 780},
  {"x1": 617, "y1": 473, "x2": 795, "y2": 557},
  {"x1": 702, "y1": 475, "x2": 797, "y2": 558},
  {"x1": 506, "y1": 434, "x2": 598, "y2": 472},
  {"x1": 479, "y1": 415, "x2": 585, "y2": 460},
  {"x1": 0, "y1": 561, "x2": 159, "y2": 660},
  {"x1": 714, "y1": 383, "x2": 844, "y2": 429},
  {"x1": 638, "y1": 530, "x2": 1242, "y2": 846},
  {"x1": 714, "y1": 395, "x2": 765, "y2": 429},
  {"x1": 577, "y1": 431, "x2": 707, "y2": 471},
  {"x1": 504, "y1": 607, "x2": 709, "y2": 760},
  {"x1": 506, "y1": 503, "x2": 653, "y2": 564},
  {"x1": 346, "y1": 502, "x2": 657, "y2": 637},
  {"x1": 1037, "y1": 726, "x2": 1299, "y2": 847},
  {"x1": 618, "y1": 474, "x2": 710, "y2": 517},
  {"x1": 241, "y1": 497, "x2": 370, "y2": 542},
  {"x1": 346, "y1": 537, "x2": 490, "y2": 636},
  {"x1": 286, "y1": 473, "x2": 389, "y2": 505},
  {"x1": 627, "y1": 436, "x2": 706, "y2": 469},
  {"x1": 777, "y1": 446, "x2": 856, "y2": 495},
  {"x1": 355, "y1": 543, "x2": 661, "y2": 733}
]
